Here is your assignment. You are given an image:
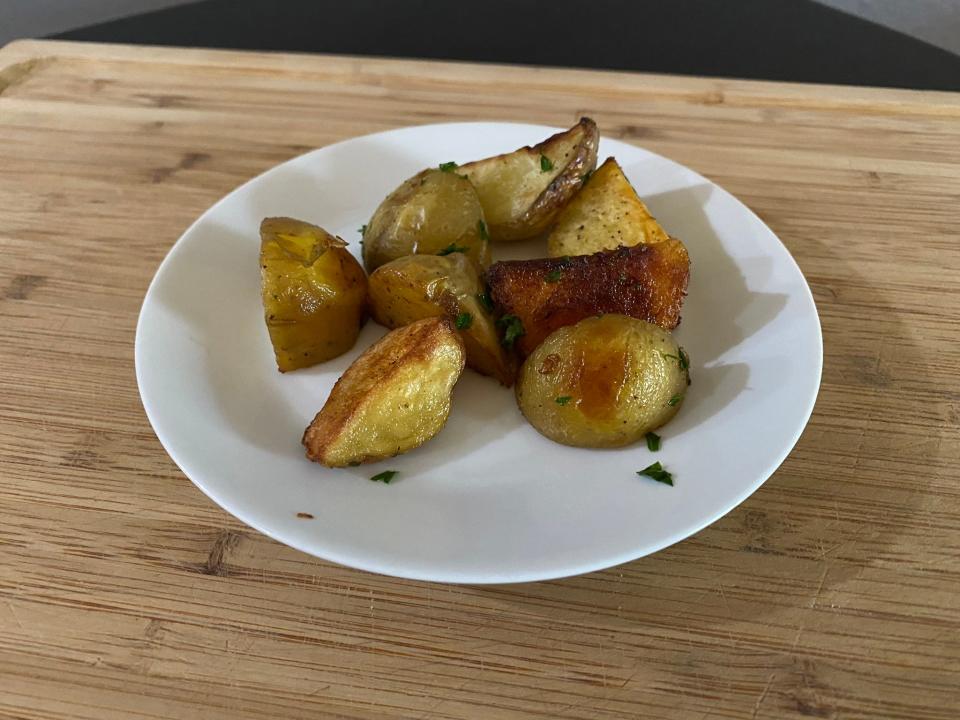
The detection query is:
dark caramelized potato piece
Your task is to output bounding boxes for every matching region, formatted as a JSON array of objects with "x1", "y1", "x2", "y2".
[{"x1": 485, "y1": 239, "x2": 690, "y2": 357}]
